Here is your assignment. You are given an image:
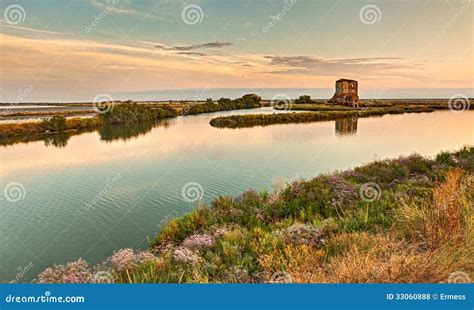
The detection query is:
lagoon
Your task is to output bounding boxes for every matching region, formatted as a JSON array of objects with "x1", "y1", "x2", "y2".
[{"x1": 0, "y1": 108, "x2": 473, "y2": 282}]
